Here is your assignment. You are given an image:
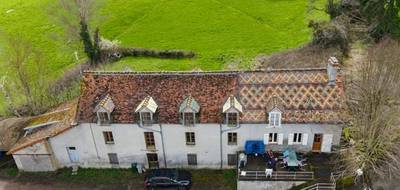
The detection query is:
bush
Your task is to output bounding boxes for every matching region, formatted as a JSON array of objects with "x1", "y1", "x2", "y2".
[
  {"x1": 309, "y1": 20, "x2": 349, "y2": 55},
  {"x1": 326, "y1": 0, "x2": 342, "y2": 19}
]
